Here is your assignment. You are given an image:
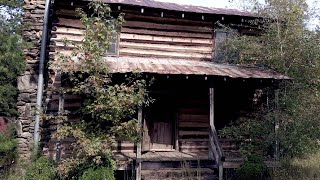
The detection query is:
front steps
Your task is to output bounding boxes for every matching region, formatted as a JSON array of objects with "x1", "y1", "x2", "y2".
[{"x1": 142, "y1": 168, "x2": 217, "y2": 180}]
